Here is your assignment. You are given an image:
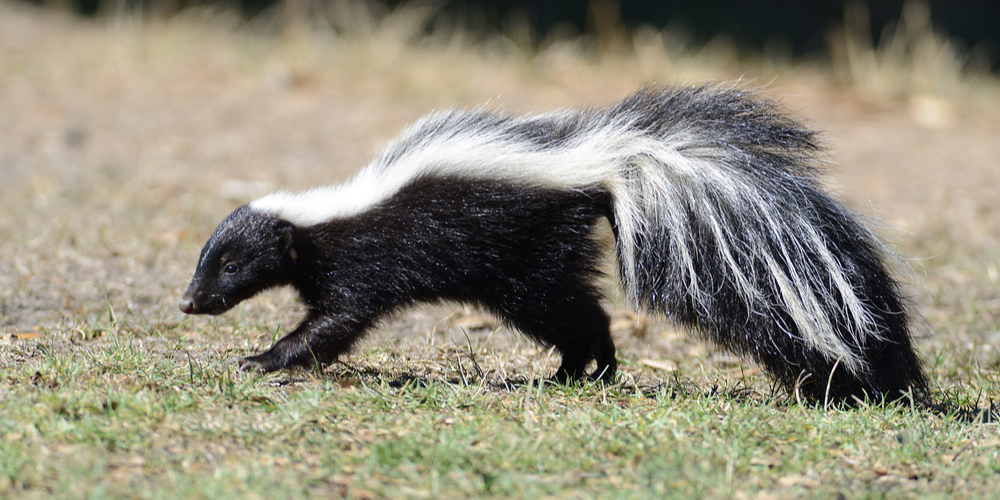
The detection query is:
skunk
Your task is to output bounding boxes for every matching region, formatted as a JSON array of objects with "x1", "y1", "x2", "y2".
[{"x1": 179, "y1": 85, "x2": 928, "y2": 404}]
